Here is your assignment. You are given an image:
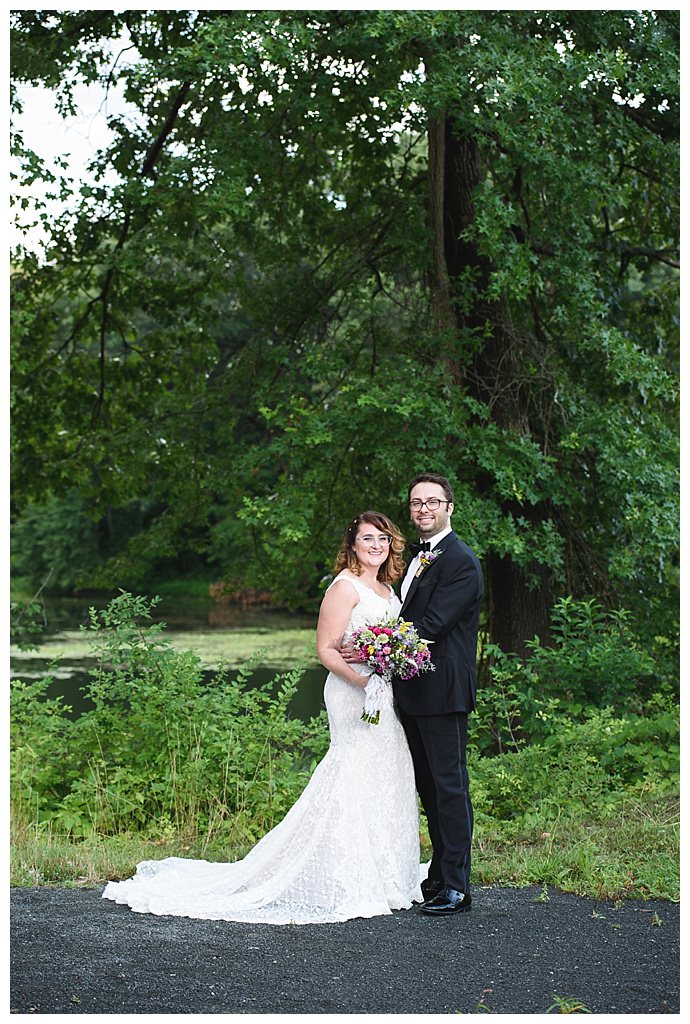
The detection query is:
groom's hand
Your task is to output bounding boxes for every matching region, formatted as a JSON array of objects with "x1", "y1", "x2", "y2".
[{"x1": 339, "y1": 641, "x2": 360, "y2": 664}]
